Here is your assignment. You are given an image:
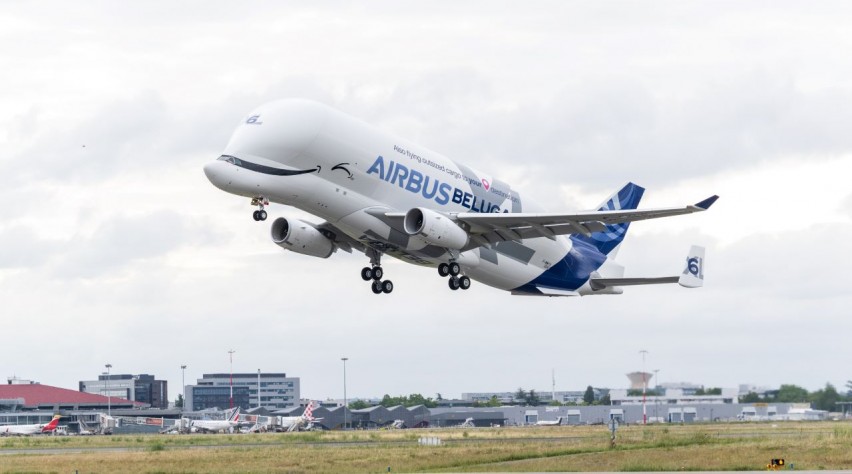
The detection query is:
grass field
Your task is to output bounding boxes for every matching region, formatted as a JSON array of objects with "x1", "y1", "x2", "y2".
[{"x1": 1, "y1": 421, "x2": 851, "y2": 473}]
